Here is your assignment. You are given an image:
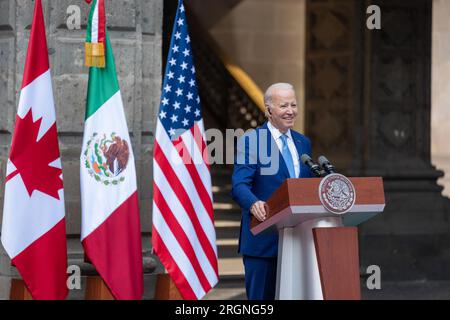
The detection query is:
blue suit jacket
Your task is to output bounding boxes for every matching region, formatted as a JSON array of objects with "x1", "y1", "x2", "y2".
[{"x1": 231, "y1": 122, "x2": 313, "y2": 258}]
